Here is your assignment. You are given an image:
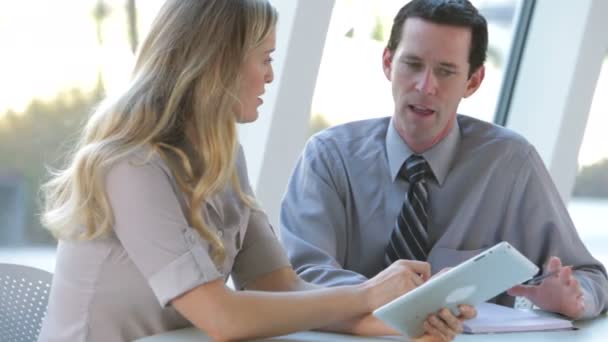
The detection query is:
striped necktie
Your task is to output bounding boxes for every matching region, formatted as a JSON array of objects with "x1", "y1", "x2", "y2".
[{"x1": 385, "y1": 155, "x2": 432, "y2": 265}]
